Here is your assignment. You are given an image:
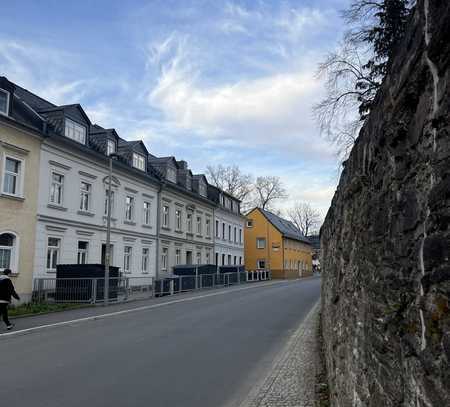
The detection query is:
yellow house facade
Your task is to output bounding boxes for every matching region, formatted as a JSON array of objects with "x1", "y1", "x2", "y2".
[
  {"x1": 0, "y1": 78, "x2": 44, "y2": 301},
  {"x1": 244, "y1": 208, "x2": 313, "y2": 279}
]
